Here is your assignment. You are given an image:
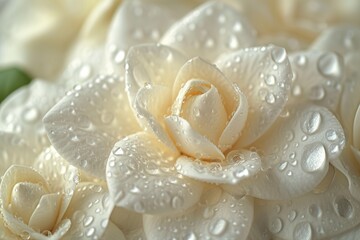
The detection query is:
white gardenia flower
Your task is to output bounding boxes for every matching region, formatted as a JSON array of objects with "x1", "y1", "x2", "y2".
[
  {"x1": 0, "y1": 134, "x2": 115, "y2": 240},
  {"x1": 43, "y1": 2, "x2": 351, "y2": 239}
]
